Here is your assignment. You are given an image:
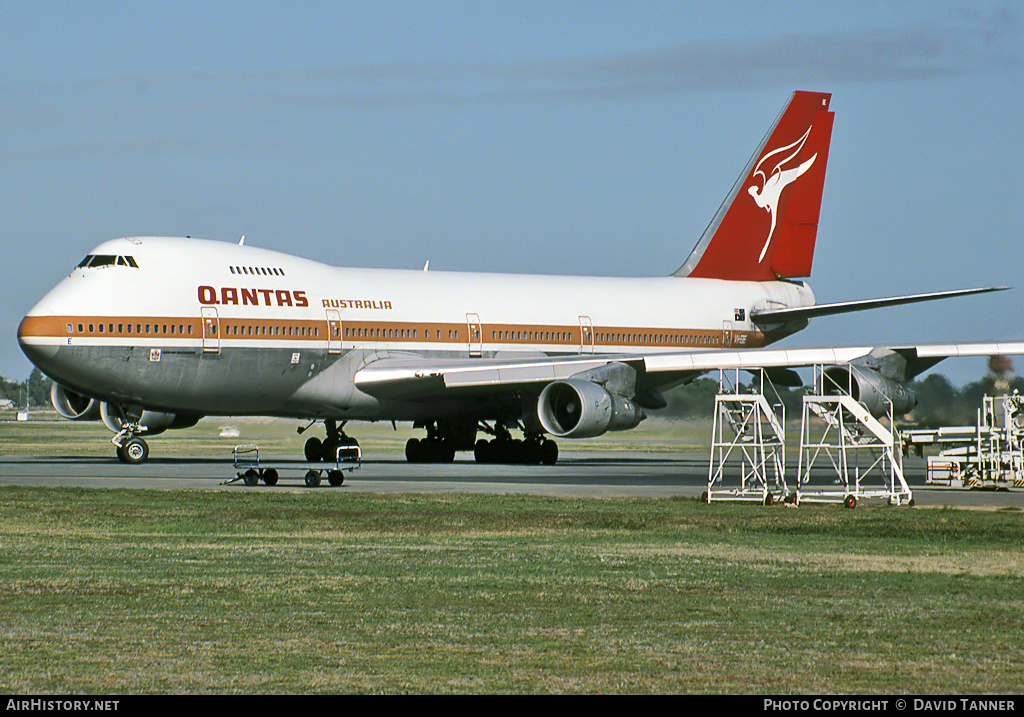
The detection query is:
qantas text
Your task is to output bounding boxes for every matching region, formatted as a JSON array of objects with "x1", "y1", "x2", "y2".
[{"x1": 198, "y1": 286, "x2": 308, "y2": 308}]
